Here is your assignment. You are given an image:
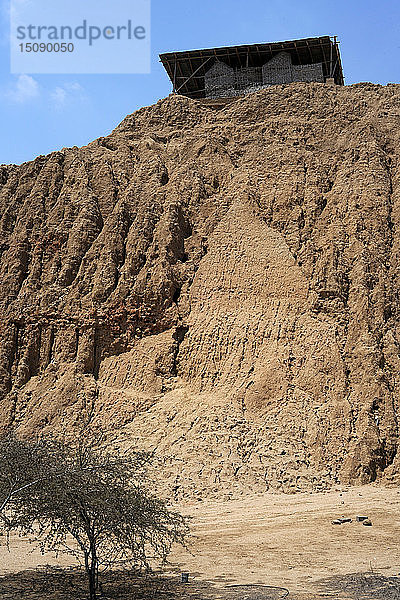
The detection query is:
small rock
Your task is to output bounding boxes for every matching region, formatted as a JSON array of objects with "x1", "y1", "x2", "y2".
[
  {"x1": 363, "y1": 519, "x2": 372, "y2": 526},
  {"x1": 332, "y1": 517, "x2": 352, "y2": 524}
]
